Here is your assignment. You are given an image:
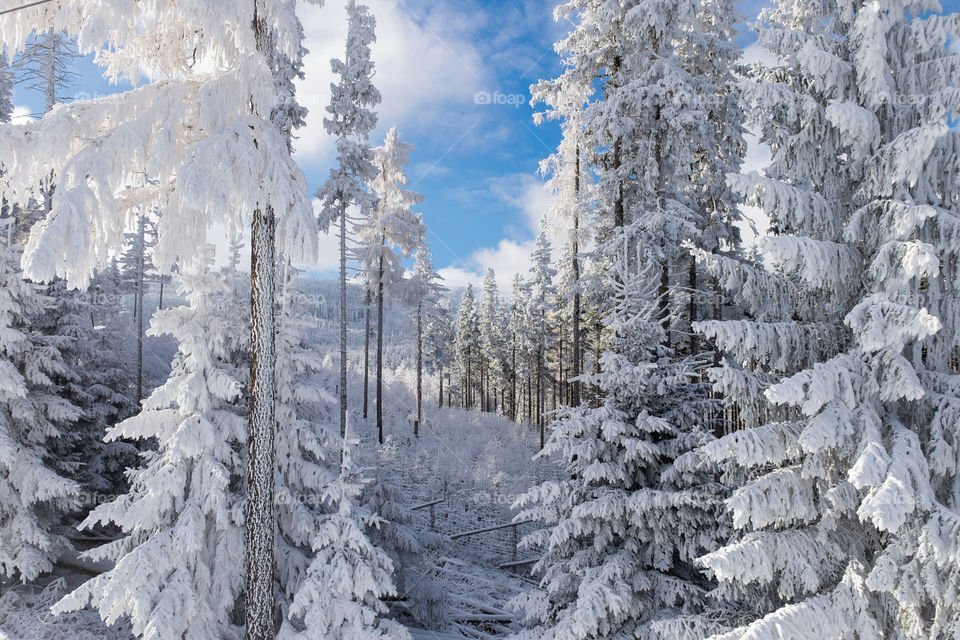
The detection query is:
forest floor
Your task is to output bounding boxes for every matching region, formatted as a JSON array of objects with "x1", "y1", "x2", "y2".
[{"x1": 0, "y1": 398, "x2": 553, "y2": 640}]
